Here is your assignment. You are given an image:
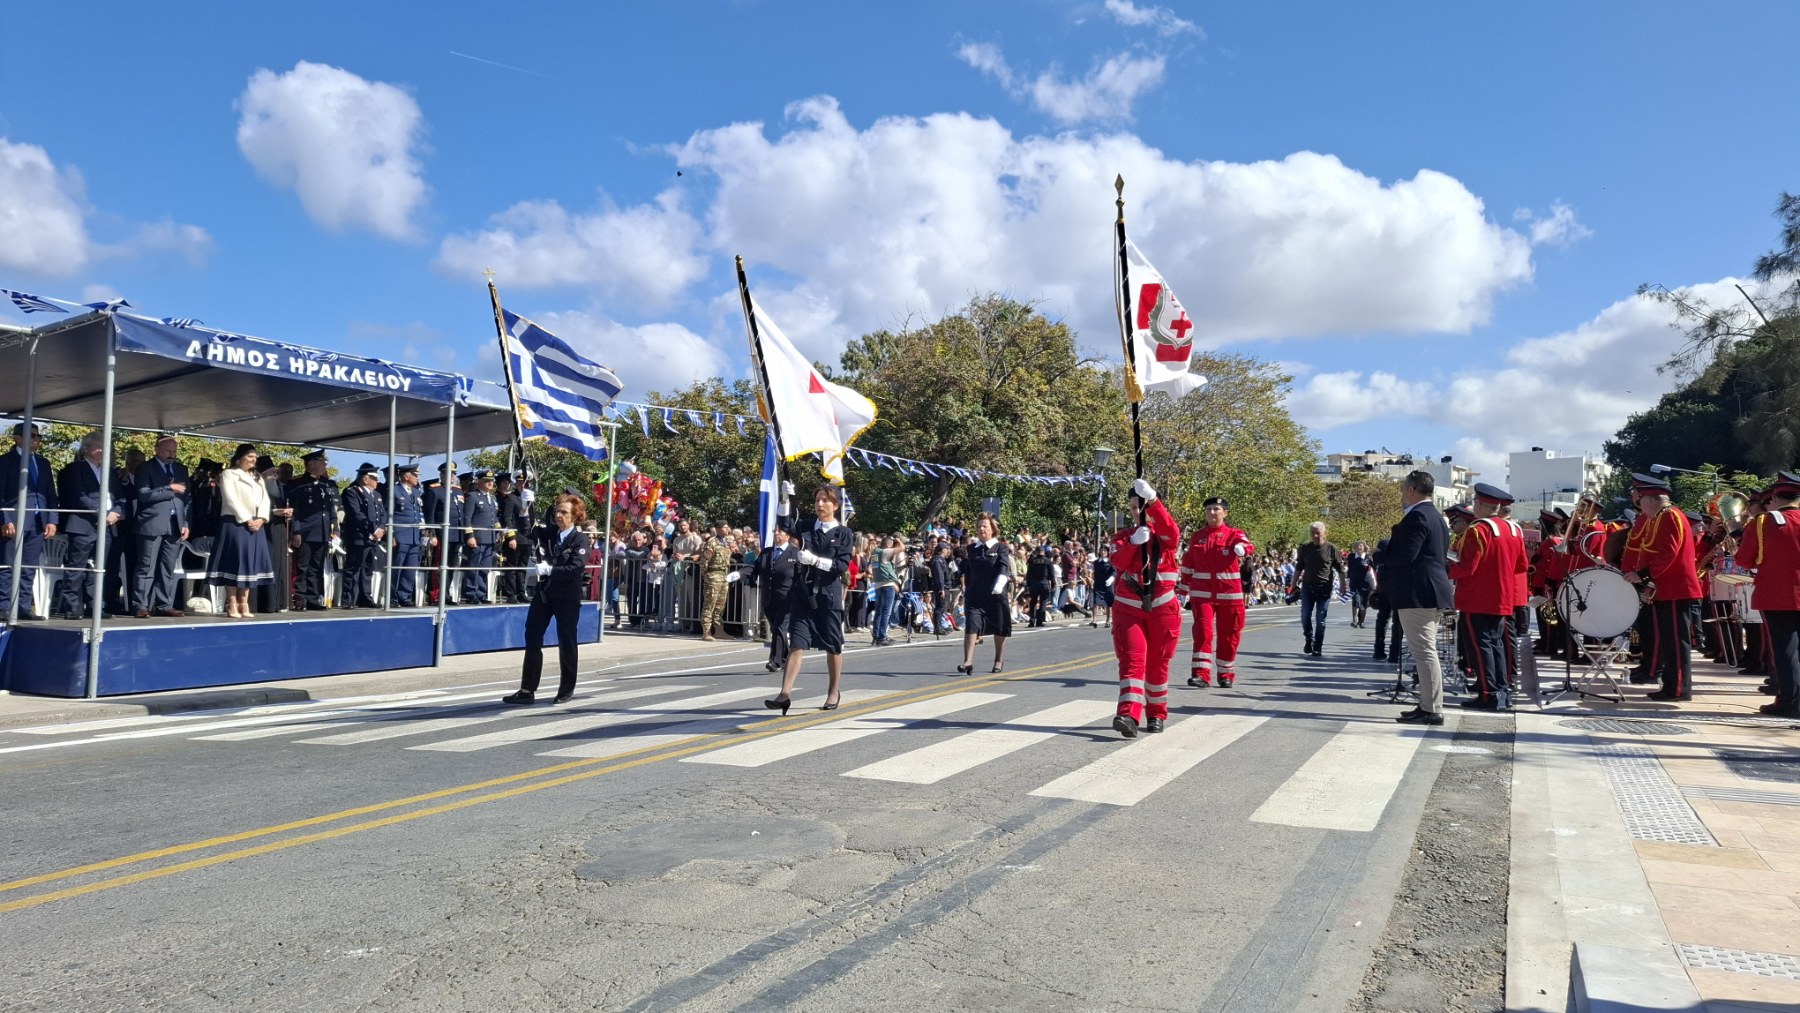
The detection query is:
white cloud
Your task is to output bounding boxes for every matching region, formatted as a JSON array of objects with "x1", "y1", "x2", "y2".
[
  {"x1": 1103, "y1": 0, "x2": 1202, "y2": 37},
  {"x1": 0, "y1": 138, "x2": 92, "y2": 276},
  {"x1": 532, "y1": 308, "x2": 728, "y2": 398},
  {"x1": 435, "y1": 190, "x2": 707, "y2": 310},
  {"x1": 1514, "y1": 201, "x2": 1592, "y2": 248},
  {"x1": 1287, "y1": 371, "x2": 1437, "y2": 430},
  {"x1": 957, "y1": 43, "x2": 1166, "y2": 124},
  {"x1": 236, "y1": 61, "x2": 429, "y2": 241},
  {"x1": 661, "y1": 97, "x2": 1533, "y2": 360},
  {"x1": 108, "y1": 219, "x2": 214, "y2": 268},
  {"x1": 80, "y1": 283, "x2": 125, "y2": 305}
]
